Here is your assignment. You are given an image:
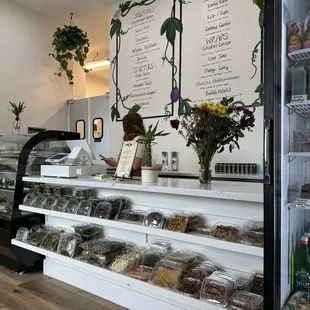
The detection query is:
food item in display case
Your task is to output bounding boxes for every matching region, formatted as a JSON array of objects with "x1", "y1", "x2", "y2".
[
  {"x1": 15, "y1": 227, "x2": 29, "y2": 242},
  {"x1": 175, "y1": 278, "x2": 202, "y2": 298},
  {"x1": 185, "y1": 213, "x2": 203, "y2": 232},
  {"x1": 50, "y1": 186, "x2": 61, "y2": 197},
  {"x1": 74, "y1": 188, "x2": 91, "y2": 199},
  {"x1": 200, "y1": 277, "x2": 232, "y2": 306},
  {"x1": 27, "y1": 230, "x2": 49, "y2": 246},
  {"x1": 119, "y1": 210, "x2": 145, "y2": 223},
  {"x1": 60, "y1": 187, "x2": 74, "y2": 197},
  {"x1": 225, "y1": 269, "x2": 251, "y2": 291},
  {"x1": 304, "y1": 15, "x2": 310, "y2": 49},
  {"x1": 288, "y1": 292, "x2": 310, "y2": 310},
  {"x1": 301, "y1": 183, "x2": 310, "y2": 199},
  {"x1": 80, "y1": 239, "x2": 127, "y2": 255},
  {"x1": 53, "y1": 197, "x2": 67, "y2": 212},
  {"x1": 106, "y1": 197, "x2": 123, "y2": 220},
  {"x1": 211, "y1": 223, "x2": 240, "y2": 242},
  {"x1": 165, "y1": 250, "x2": 198, "y2": 269},
  {"x1": 73, "y1": 224, "x2": 102, "y2": 241},
  {"x1": 143, "y1": 211, "x2": 165, "y2": 229},
  {"x1": 32, "y1": 194, "x2": 45, "y2": 208},
  {"x1": 41, "y1": 196, "x2": 56, "y2": 210},
  {"x1": 82, "y1": 247, "x2": 124, "y2": 267},
  {"x1": 150, "y1": 261, "x2": 183, "y2": 289},
  {"x1": 78, "y1": 255, "x2": 102, "y2": 267},
  {"x1": 93, "y1": 202, "x2": 112, "y2": 219},
  {"x1": 193, "y1": 225, "x2": 212, "y2": 236},
  {"x1": 76, "y1": 200, "x2": 92, "y2": 216},
  {"x1": 43, "y1": 185, "x2": 52, "y2": 196},
  {"x1": 187, "y1": 268, "x2": 215, "y2": 281},
  {"x1": 40, "y1": 230, "x2": 62, "y2": 251},
  {"x1": 23, "y1": 193, "x2": 35, "y2": 206},
  {"x1": 164, "y1": 214, "x2": 189, "y2": 232},
  {"x1": 210, "y1": 271, "x2": 238, "y2": 293},
  {"x1": 230, "y1": 291, "x2": 264, "y2": 310},
  {"x1": 128, "y1": 266, "x2": 153, "y2": 282},
  {"x1": 141, "y1": 251, "x2": 163, "y2": 268},
  {"x1": 109, "y1": 256, "x2": 132, "y2": 273},
  {"x1": 241, "y1": 220, "x2": 264, "y2": 247},
  {"x1": 57, "y1": 233, "x2": 83, "y2": 257},
  {"x1": 64, "y1": 198, "x2": 79, "y2": 214},
  {"x1": 249, "y1": 271, "x2": 264, "y2": 296},
  {"x1": 148, "y1": 239, "x2": 171, "y2": 254},
  {"x1": 288, "y1": 18, "x2": 303, "y2": 54}
]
